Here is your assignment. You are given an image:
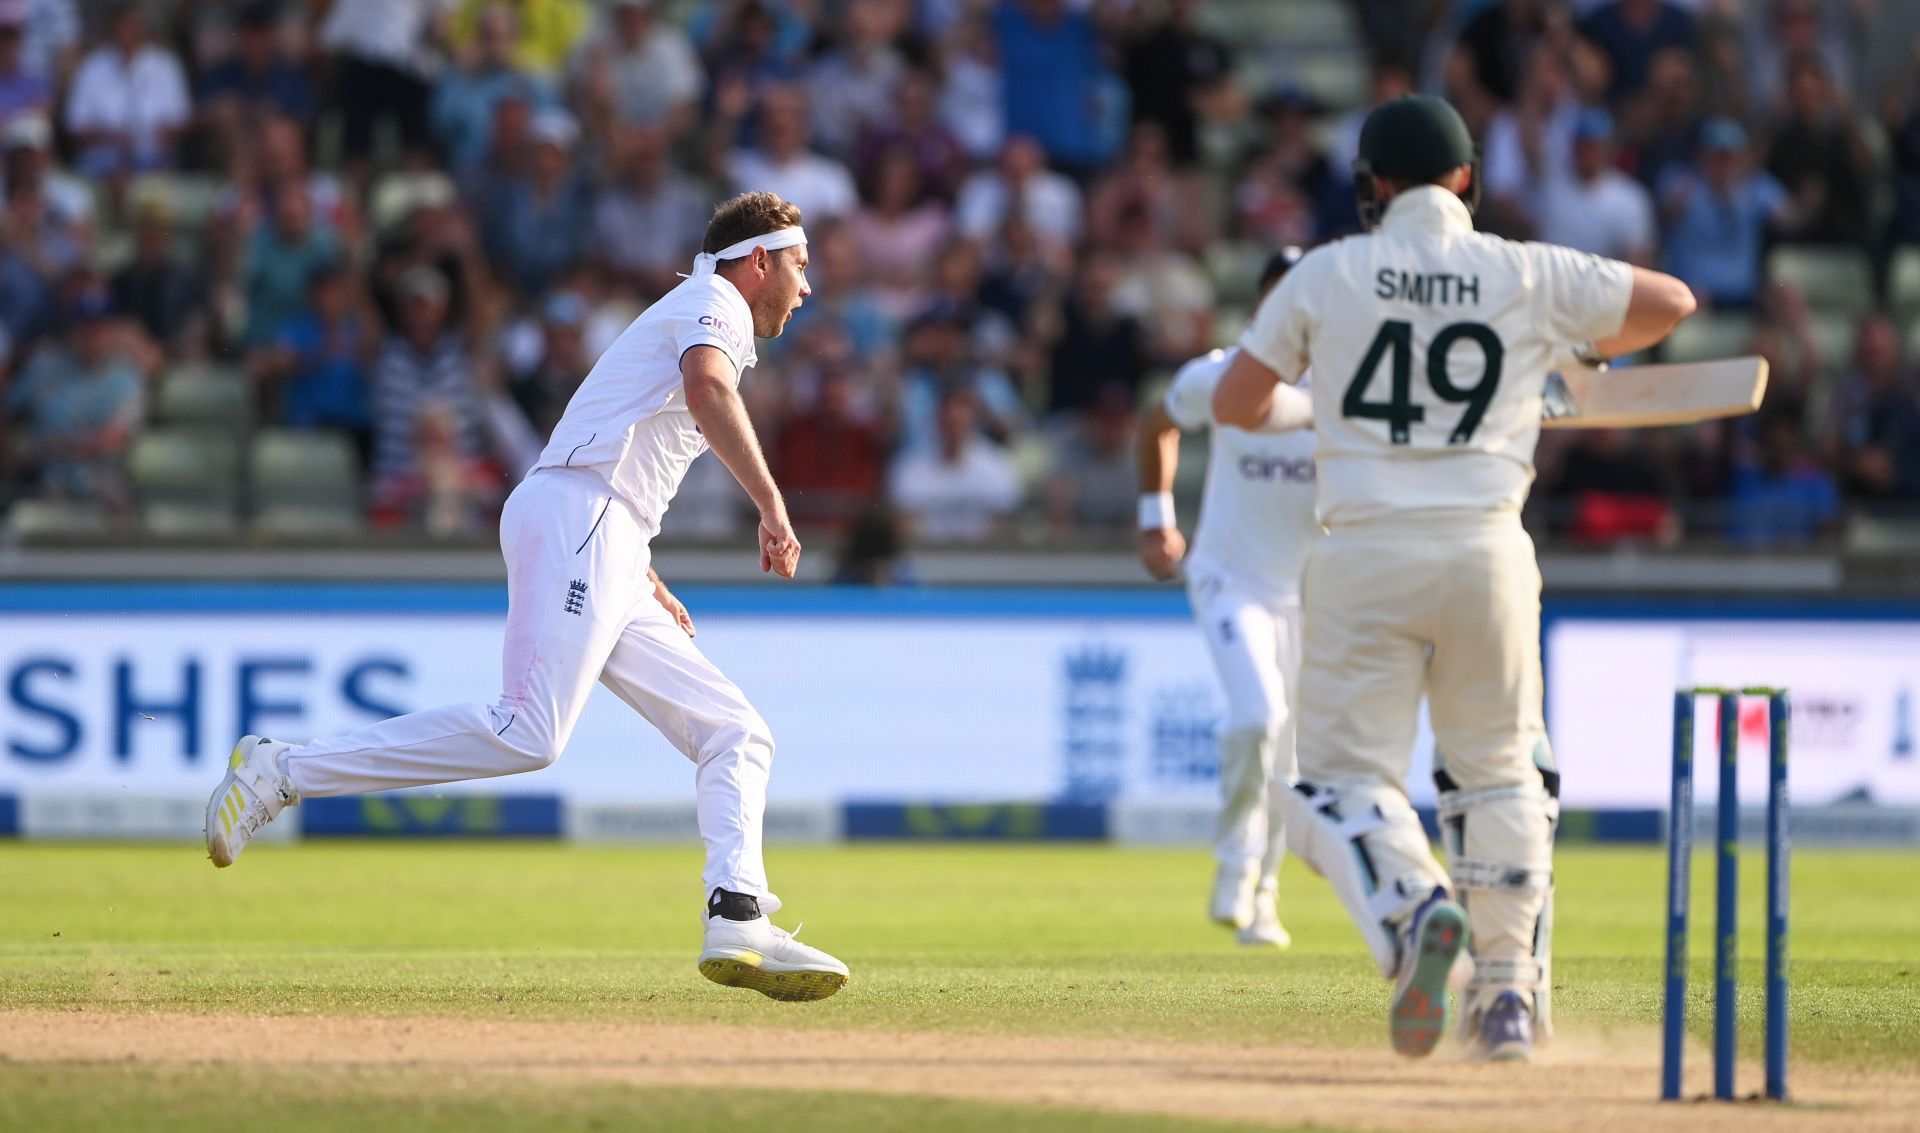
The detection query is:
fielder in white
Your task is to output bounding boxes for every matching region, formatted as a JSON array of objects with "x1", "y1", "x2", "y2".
[
  {"x1": 1136, "y1": 249, "x2": 1320, "y2": 949},
  {"x1": 204, "y1": 192, "x2": 852, "y2": 1002},
  {"x1": 1214, "y1": 96, "x2": 1696, "y2": 1059}
]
